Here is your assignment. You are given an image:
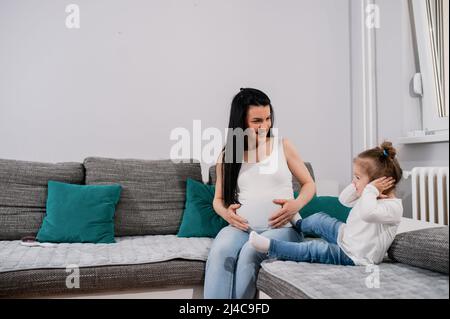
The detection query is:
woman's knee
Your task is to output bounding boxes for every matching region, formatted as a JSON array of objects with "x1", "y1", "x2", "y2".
[
  {"x1": 238, "y1": 242, "x2": 266, "y2": 264},
  {"x1": 208, "y1": 226, "x2": 247, "y2": 261}
]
